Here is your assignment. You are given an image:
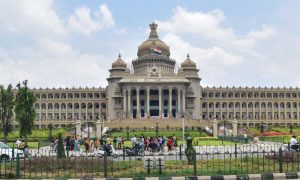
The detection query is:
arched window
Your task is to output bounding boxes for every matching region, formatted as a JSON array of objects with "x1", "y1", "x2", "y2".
[
  {"x1": 94, "y1": 103, "x2": 100, "y2": 109},
  {"x1": 48, "y1": 103, "x2": 53, "y2": 109},
  {"x1": 54, "y1": 103, "x2": 59, "y2": 109},
  {"x1": 61, "y1": 103, "x2": 66, "y2": 109},
  {"x1": 35, "y1": 103, "x2": 40, "y2": 109}
]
